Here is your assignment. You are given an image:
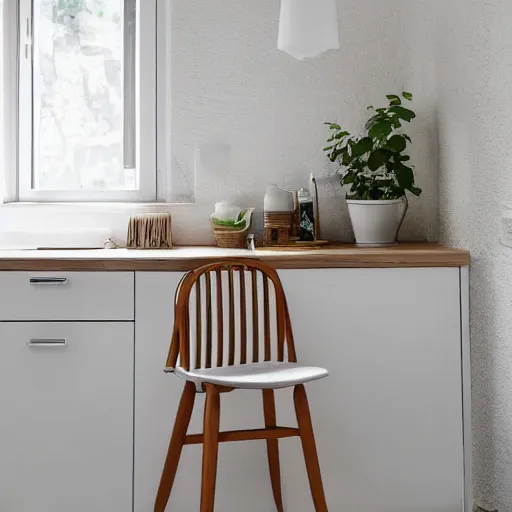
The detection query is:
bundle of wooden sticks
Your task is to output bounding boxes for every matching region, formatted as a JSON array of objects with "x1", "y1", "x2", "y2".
[{"x1": 127, "y1": 213, "x2": 173, "y2": 249}]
